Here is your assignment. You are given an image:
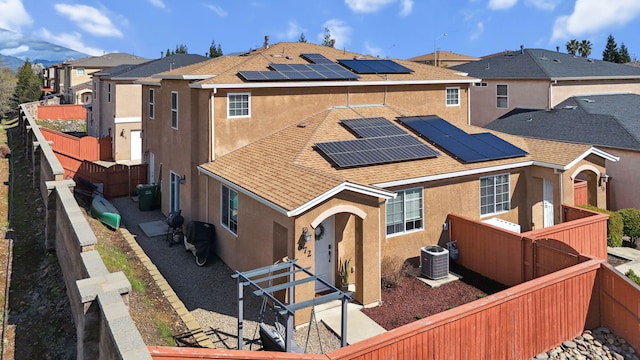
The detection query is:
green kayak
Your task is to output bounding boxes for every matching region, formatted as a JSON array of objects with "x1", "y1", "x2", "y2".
[{"x1": 90, "y1": 195, "x2": 121, "y2": 228}]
